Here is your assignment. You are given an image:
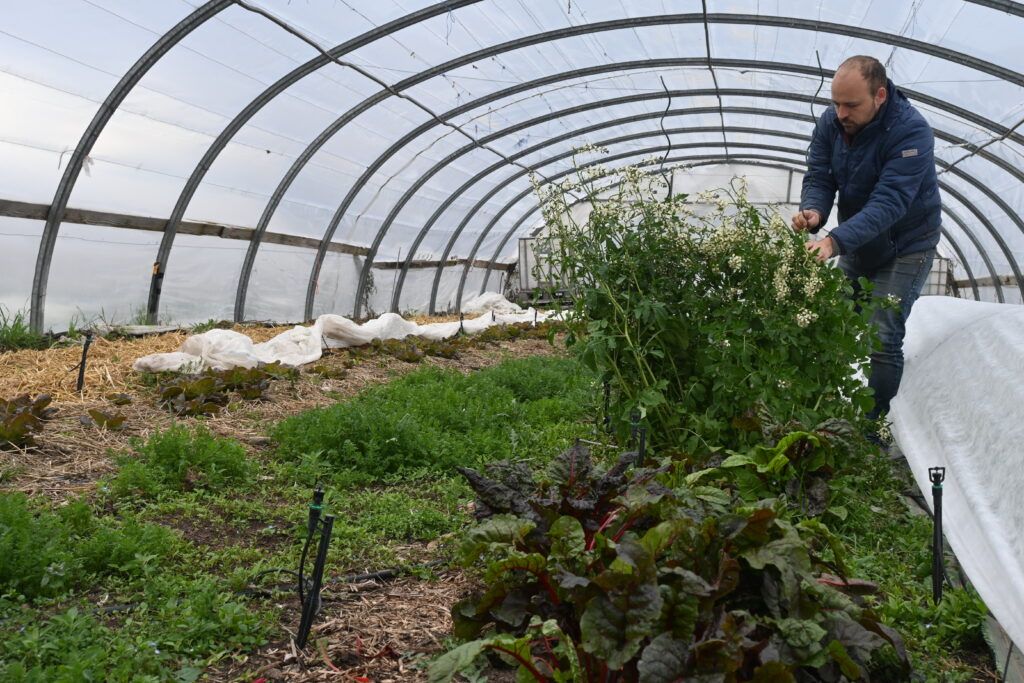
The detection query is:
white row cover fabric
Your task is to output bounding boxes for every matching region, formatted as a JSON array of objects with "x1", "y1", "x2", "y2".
[
  {"x1": 891, "y1": 296, "x2": 1024, "y2": 650},
  {"x1": 132, "y1": 294, "x2": 552, "y2": 372}
]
